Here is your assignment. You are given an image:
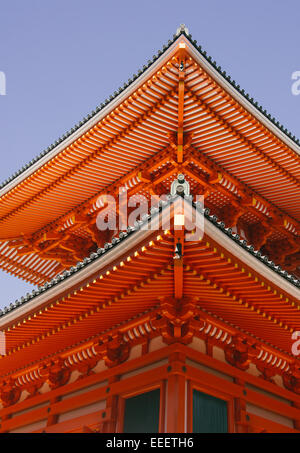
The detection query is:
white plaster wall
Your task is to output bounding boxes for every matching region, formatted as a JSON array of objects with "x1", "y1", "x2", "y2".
[
  {"x1": 212, "y1": 346, "x2": 226, "y2": 363},
  {"x1": 246, "y1": 402, "x2": 294, "y2": 428},
  {"x1": 11, "y1": 400, "x2": 48, "y2": 418},
  {"x1": 120, "y1": 359, "x2": 168, "y2": 381},
  {"x1": 245, "y1": 383, "x2": 291, "y2": 405},
  {"x1": 60, "y1": 380, "x2": 108, "y2": 401},
  {"x1": 186, "y1": 358, "x2": 233, "y2": 382},
  {"x1": 58, "y1": 400, "x2": 106, "y2": 423},
  {"x1": 246, "y1": 363, "x2": 260, "y2": 377},
  {"x1": 10, "y1": 419, "x2": 47, "y2": 433},
  {"x1": 39, "y1": 381, "x2": 51, "y2": 394},
  {"x1": 68, "y1": 370, "x2": 81, "y2": 384},
  {"x1": 189, "y1": 337, "x2": 206, "y2": 354},
  {"x1": 149, "y1": 337, "x2": 165, "y2": 352},
  {"x1": 92, "y1": 359, "x2": 107, "y2": 374},
  {"x1": 273, "y1": 374, "x2": 284, "y2": 389},
  {"x1": 128, "y1": 344, "x2": 142, "y2": 361}
]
